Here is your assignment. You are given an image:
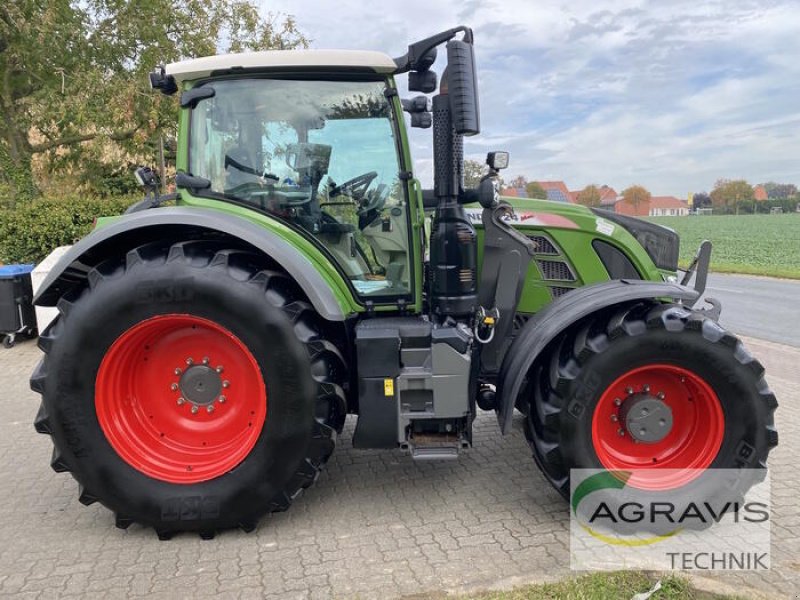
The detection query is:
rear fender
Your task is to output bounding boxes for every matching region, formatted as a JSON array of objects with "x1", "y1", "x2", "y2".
[
  {"x1": 496, "y1": 279, "x2": 700, "y2": 433},
  {"x1": 34, "y1": 207, "x2": 352, "y2": 321}
]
